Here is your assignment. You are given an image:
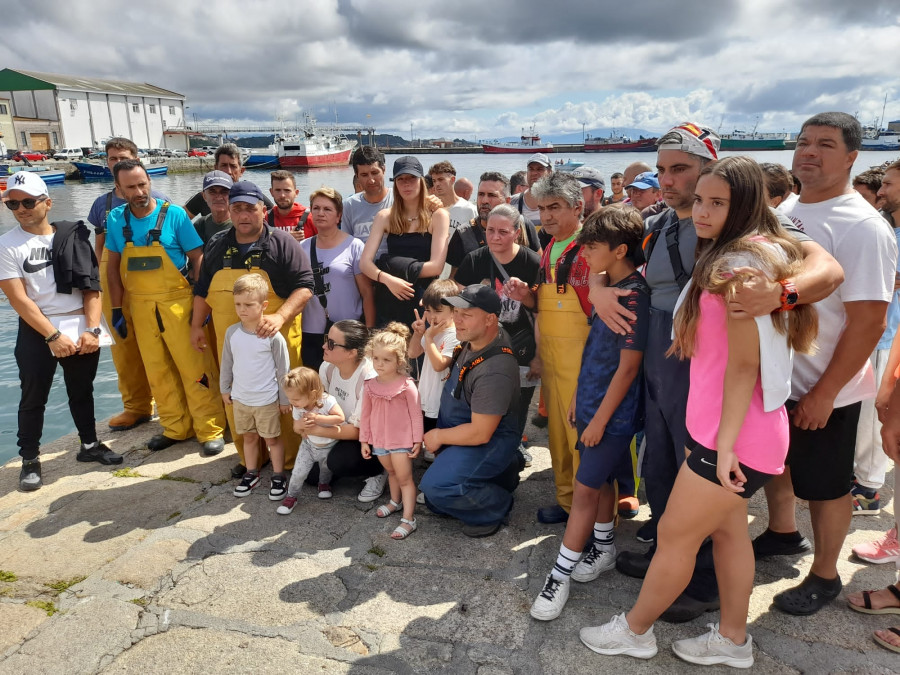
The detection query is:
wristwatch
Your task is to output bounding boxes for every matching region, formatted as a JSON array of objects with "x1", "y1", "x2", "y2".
[
  {"x1": 85, "y1": 327, "x2": 102, "y2": 337},
  {"x1": 777, "y1": 280, "x2": 799, "y2": 312}
]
